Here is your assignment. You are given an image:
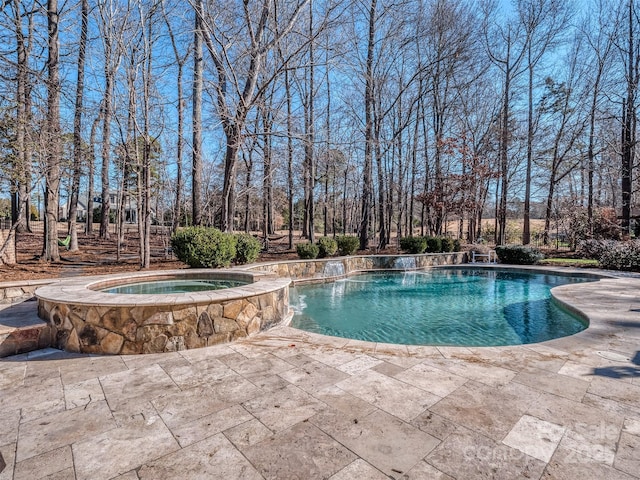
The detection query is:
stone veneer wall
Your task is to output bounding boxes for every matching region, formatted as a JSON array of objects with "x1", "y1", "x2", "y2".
[
  {"x1": 0, "y1": 280, "x2": 54, "y2": 304},
  {"x1": 246, "y1": 252, "x2": 468, "y2": 283},
  {"x1": 37, "y1": 286, "x2": 289, "y2": 355},
  {"x1": 33, "y1": 252, "x2": 467, "y2": 355},
  {"x1": 0, "y1": 229, "x2": 16, "y2": 265}
]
